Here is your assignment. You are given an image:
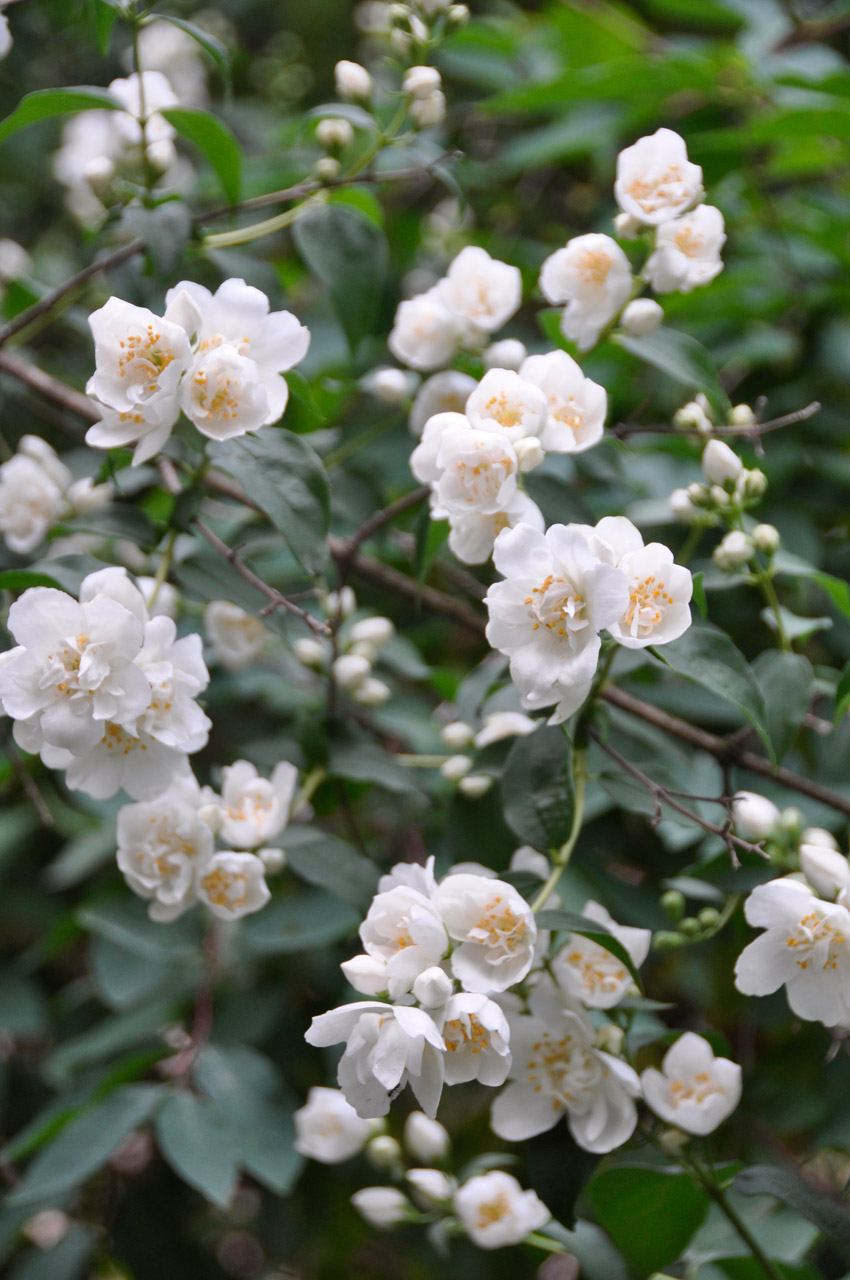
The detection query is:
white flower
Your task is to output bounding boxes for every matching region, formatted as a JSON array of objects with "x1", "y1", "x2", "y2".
[
  {"x1": 645, "y1": 205, "x2": 725, "y2": 294},
  {"x1": 752, "y1": 523, "x2": 780, "y2": 554},
  {"x1": 218, "y1": 759, "x2": 298, "y2": 849},
  {"x1": 713, "y1": 531, "x2": 752, "y2": 571},
  {"x1": 439, "y1": 993, "x2": 512, "y2": 1086},
  {"x1": 539, "y1": 234, "x2": 632, "y2": 351},
  {"x1": 447, "y1": 490, "x2": 544, "y2": 567},
  {"x1": 412, "y1": 966, "x2": 454, "y2": 1007},
  {"x1": 116, "y1": 779, "x2": 215, "y2": 922},
  {"x1": 433, "y1": 873, "x2": 537, "y2": 994},
  {"x1": 641, "y1": 1032, "x2": 742, "y2": 1135},
  {"x1": 607, "y1": 539, "x2": 693, "y2": 650},
  {"x1": 351, "y1": 1187, "x2": 410, "y2": 1228},
  {"x1": 732, "y1": 791, "x2": 780, "y2": 841},
  {"x1": 454, "y1": 1171, "x2": 549, "y2": 1249},
  {"x1": 800, "y1": 844, "x2": 850, "y2": 902},
  {"x1": 349, "y1": 616, "x2": 395, "y2": 649},
  {"x1": 485, "y1": 523, "x2": 629, "y2": 722},
  {"x1": 293, "y1": 1087, "x2": 375, "y2": 1163},
  {"x1": 404, "y1": 1112, "x2": 450, "y2": 1163},
  {"x1": 491, "y1": 986, "x2": 640, "y2": 1151},
  {"x1": 734, "y1": 877, "x2": 850, "y2": 1026},
  {"x1": 33, "y1": 720, "x2": 192, "y2": 802},
  {"x1": 322, "y1": 587, "x2": 357, "y2": 620},
  {"x1": 519, "y1": 350, "x2": 607, "y2": 453},
  {"x1": 135, "y1": 578, "x2": 179, "y2": 620},
  {"x1": 305, "y1": 1001, "x2": 446, "y2": 1118},
  {"x1": 483, "y1": 339, "x2": 528, "y2": 371},
  {"x1": 432, "y1": 427, "x2": 519, "y2": 519},
  {"x1": 359, "y1": 886, "x2": 449, "y2": 999},
  {"x1": 378, "y1": 855, "x2": 439, "y2": 898},
  {"x1": 473, "y1": 711, "x2": 538, "y2": 749},
  {"x1": 135, "y1": 615, "x2": 211, "y2": 754},
  {"x1": 438, "y1": 247, "x2": 522, "y2": 334},
  {"x1": 621, "y1": 298, "x2": 663, "y2": 335},
  {"x1": 701, "y1": 439, "x2": 742, "y2": 485},
  {"x1": 389, "y1": 289, "x2": 464, "y2": 371},
  {"x1": 552, "y1": 900, "x2": 650, "y2": 1009},
  {"x1": 352, "y1": 677, "x2": 392, "y2": 706},
  {"x1": 410, "y1": 89, "x2": 446, "y2": 128},
  {"x1": 204, "y1": 601, "x2": 269, "y2": 670},
  {"x1": 0, "y1": 453, "x2": 68, "y2": 554},
  {"x1": 465, "y1": 369, "x2": 546, "y2": 441},
  {"x1": 409, "y1": 371, "x2": 477, "y2": 436},
  {"x1": 108, "y1": 71, "x2": 179, "y2": 150},
  {"x1": 335, "y1": 60, "x2": 373, "y2": 99},
  {"x1": 196, "y1": 851, "x2": 270, "y2": 920},
  {"x1": 458, "y1": 774, "x2": 492, "y2": 798},
  {"x1": 614, "y1": 128, "x2": 703, "y2": 226},
  {"x1": 0, "y1": 14, "x2": 12, "y2": 60},
  {"x1": 440, "y1": 721, "x2": 474, "y2": 749},
  {"x1": 441, "y1": 754, "x2": 473, "y2": 782}
]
